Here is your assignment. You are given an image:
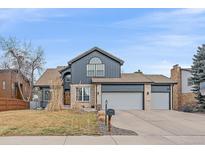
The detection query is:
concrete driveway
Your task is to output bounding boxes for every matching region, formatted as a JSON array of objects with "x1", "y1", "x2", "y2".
[
  {"x1": 111, "y1": 110, "x2": 205, "y2": 144},
  {"x1": 1, "y1": 110, "x2": 205, "y2": 145}
]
